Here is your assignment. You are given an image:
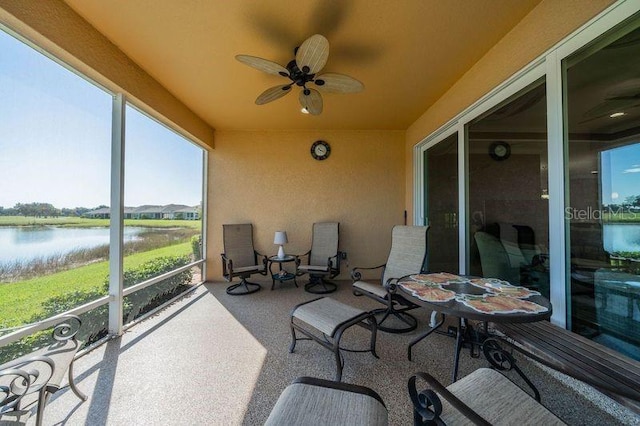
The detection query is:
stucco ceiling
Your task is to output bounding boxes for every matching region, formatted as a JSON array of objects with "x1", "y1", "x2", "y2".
[{"x1": 62, "y1": 0, "x2": 542, "y2": 131}]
